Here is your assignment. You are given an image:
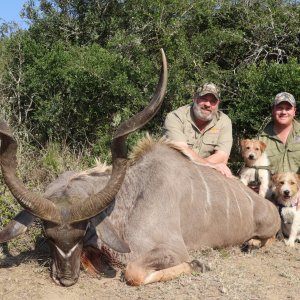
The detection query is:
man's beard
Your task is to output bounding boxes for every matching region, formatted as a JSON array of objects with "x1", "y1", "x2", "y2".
[{"x1": 193, "y1": 104, "x2": 216, "y2": 122}]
